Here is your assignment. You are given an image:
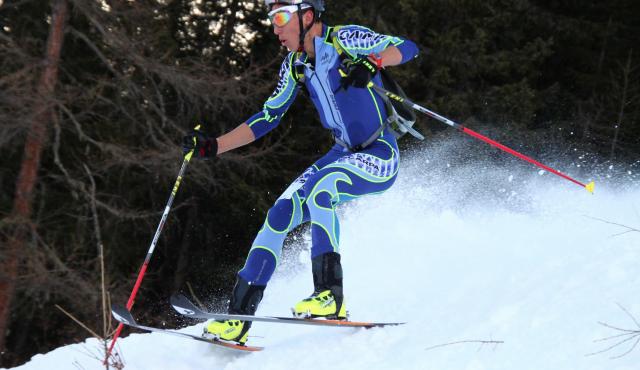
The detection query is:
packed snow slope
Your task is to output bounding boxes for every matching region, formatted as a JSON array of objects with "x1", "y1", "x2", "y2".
[{"x1": 6, "y1": 138, "x2": 640, "y2": 370}]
